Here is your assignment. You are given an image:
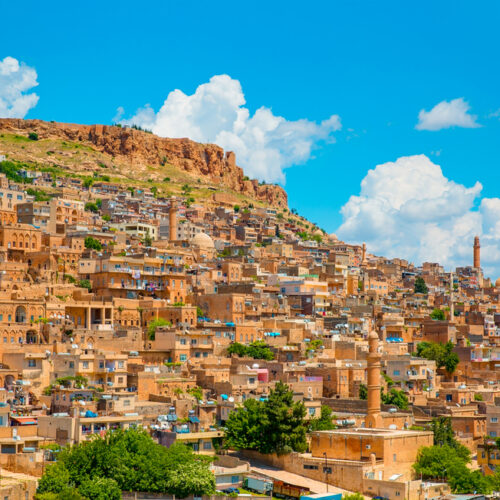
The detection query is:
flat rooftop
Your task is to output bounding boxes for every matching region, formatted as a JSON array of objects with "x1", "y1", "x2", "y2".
[{"x1": 312, "y1": 427, "x2": 433, "y2": 438}]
